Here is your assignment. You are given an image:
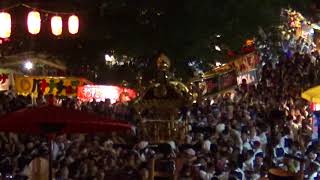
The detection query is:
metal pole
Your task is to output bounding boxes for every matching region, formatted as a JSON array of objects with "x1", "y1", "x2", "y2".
[{"x1": 48, "y1": 137, "x2": 53, "y2": 180}]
